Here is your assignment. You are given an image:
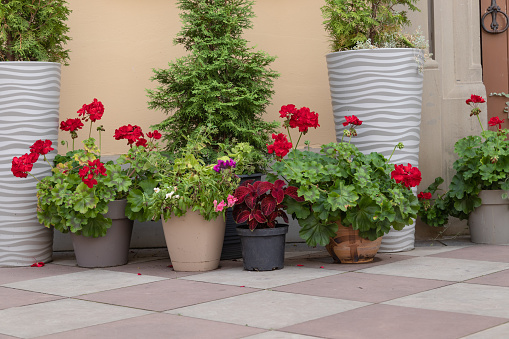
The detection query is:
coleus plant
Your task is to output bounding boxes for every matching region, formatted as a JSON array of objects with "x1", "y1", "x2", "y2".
[
  {"x1": 268, "y1": 104, "x2": 422, "y2": 246},
  {"x1": 232, "y1": 180, "x2": 303, "y2": 230},
  {"x1": 418, "y1": 95, "x2": 509, "y2": 227}
]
